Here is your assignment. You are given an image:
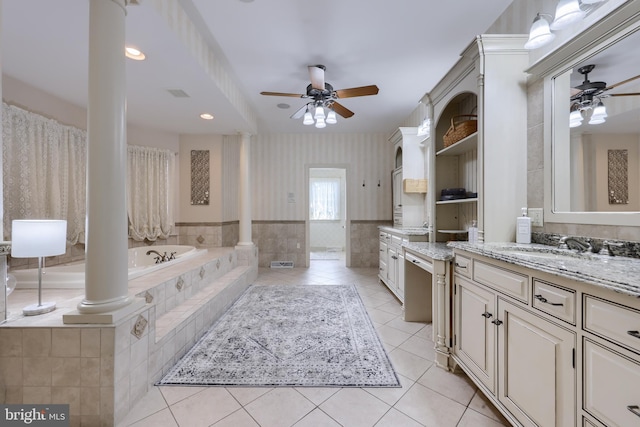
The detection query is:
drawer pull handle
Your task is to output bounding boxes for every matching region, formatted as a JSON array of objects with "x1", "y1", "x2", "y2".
[
  {"x1": 627, "y1": 330, "x2": 640, "y2": 339},
  {"x1": 455, "y1": 263, "x2": 467, "y2": 269},
  {"x1": 628, "y1": 405, "x2": 640, "y2": 418},
  {"x1": 481, "y1": 312, "x2": 493, "y2": 319},
  {"x1": 534, "y1": 294, "x2": 563, "y2": 306},
  {"x1": 412, "y1": 259, "x2": 419, "y2": 264},
  {"x1": 491, "y1": 319, "x2": 503, "y2": 326}
]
